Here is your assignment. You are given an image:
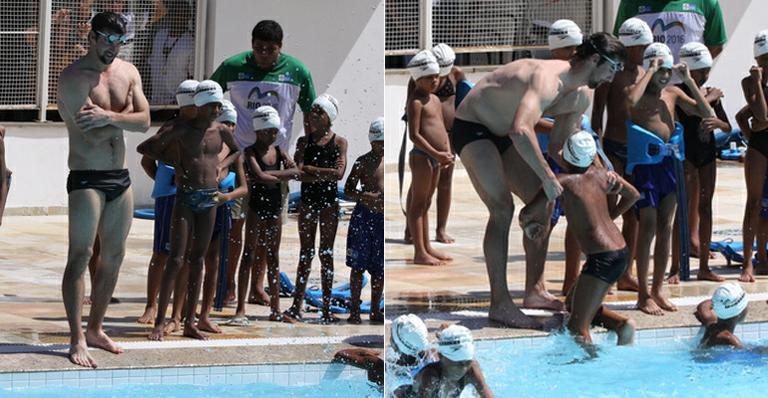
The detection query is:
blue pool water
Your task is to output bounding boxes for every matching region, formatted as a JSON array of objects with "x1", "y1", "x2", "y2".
[
  {"x1": 1, "y1": 378, "x2": 381, "y2": 398},
  {"x1": 473, "y1": 331, "x2": 768, "y2": 397}
]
